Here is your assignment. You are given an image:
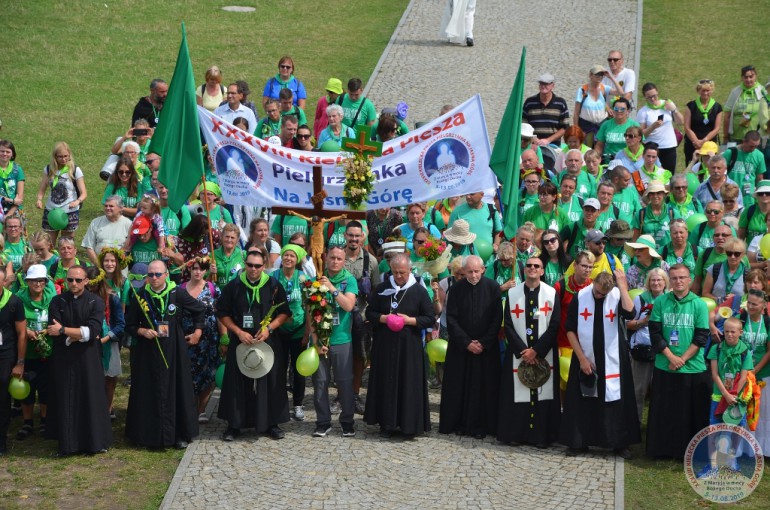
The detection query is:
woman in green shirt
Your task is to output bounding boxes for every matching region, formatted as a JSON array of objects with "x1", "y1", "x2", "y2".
[
  {"x1": 103, "y1": 157, "x2": 141, "y2": 217},
  {"x1": 212, "y1": 224, "x2": 244, "y2": 288},
  {"x1": 538, "y1": 229, "x2": 571, "y2": 287}
]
